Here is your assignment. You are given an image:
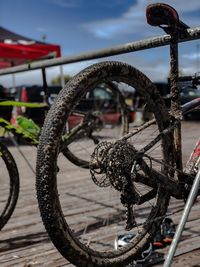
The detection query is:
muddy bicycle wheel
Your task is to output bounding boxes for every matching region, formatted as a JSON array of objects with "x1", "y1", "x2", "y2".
[
  {"x1": 0, "y1": 141, "x2": 19, "y2": 230},
  {"x1": 36, "y1": 61, "x2": 175, "y2": 266},
  {"x1": 62, "y1": 81, "x2": 128, "y2": 168}
]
